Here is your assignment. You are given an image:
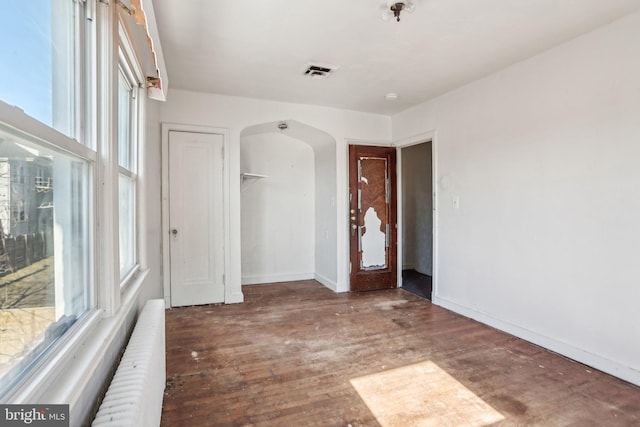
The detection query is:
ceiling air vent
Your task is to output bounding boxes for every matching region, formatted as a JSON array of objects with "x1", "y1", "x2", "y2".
[{"x1": 303, "y1": 63, "x2": 338, "y2": 79}]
